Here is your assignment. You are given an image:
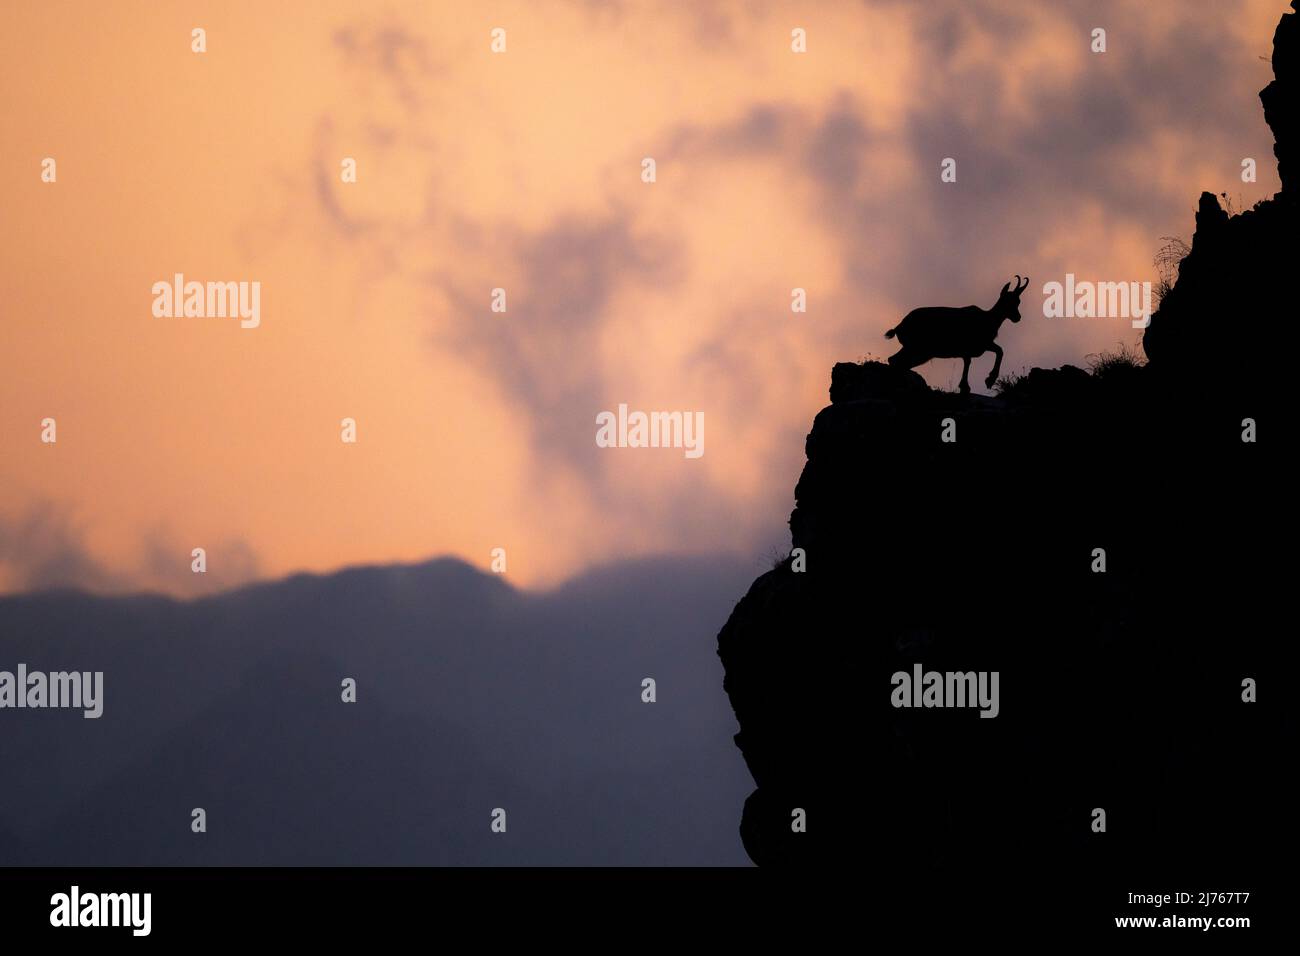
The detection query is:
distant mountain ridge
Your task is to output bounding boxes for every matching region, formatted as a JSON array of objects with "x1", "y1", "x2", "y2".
[{"x1": 1, "y1": 554, "x2": 757, "y2": 865}]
